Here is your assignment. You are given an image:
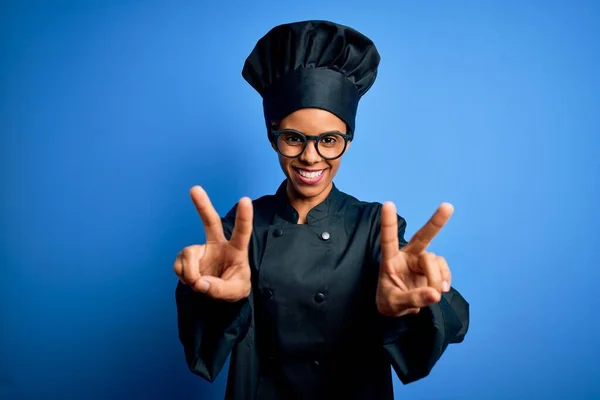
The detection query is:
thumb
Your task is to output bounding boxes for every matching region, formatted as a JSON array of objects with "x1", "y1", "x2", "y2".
[
  {"x1": 191, "y1": 277, "x2": 211, "y2": 294},
  {"x1": 196, "y1": 275, "x2": 248, "y2": 302},
  {"x1": 392, "y1": 286, "x2": 441, "y2": 312}
]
